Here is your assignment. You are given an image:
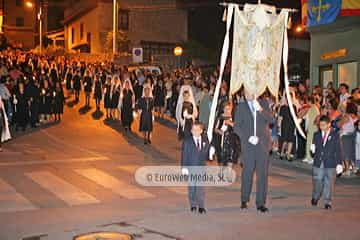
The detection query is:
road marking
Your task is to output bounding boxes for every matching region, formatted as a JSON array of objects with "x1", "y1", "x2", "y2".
[
  {"x1": 0, "y1": 156, "x2": 110, "y2": 167},
  {"x1": 41, "y1": 129, "x2": 107, "y2": 159},
  {"x1": 75, "y1": 168, "x2": 154, "y2": 200},
  {"x1": 0, "y1": 178, "x2": 37, "y2": 212},
  {"x1": 25, "y1": 171, "x2": 100, "y2": 206},
  {"x1": 117, "y1": 165, "x2": 187, "y2": 195}
]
